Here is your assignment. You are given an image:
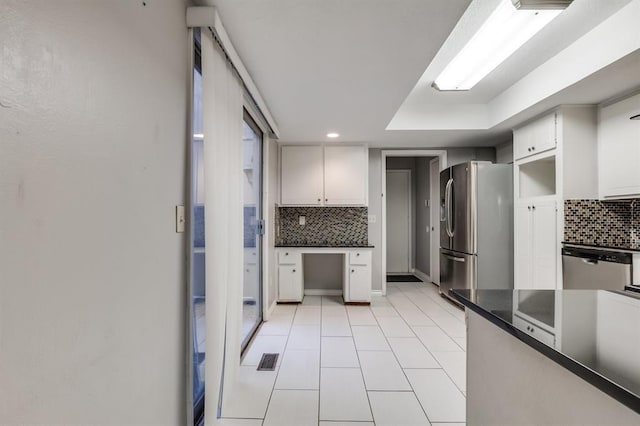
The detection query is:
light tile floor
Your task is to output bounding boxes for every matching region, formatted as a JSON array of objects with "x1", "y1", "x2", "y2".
[{"x1": 222, "y1": 281, "x2": 467, "y2": 425}]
